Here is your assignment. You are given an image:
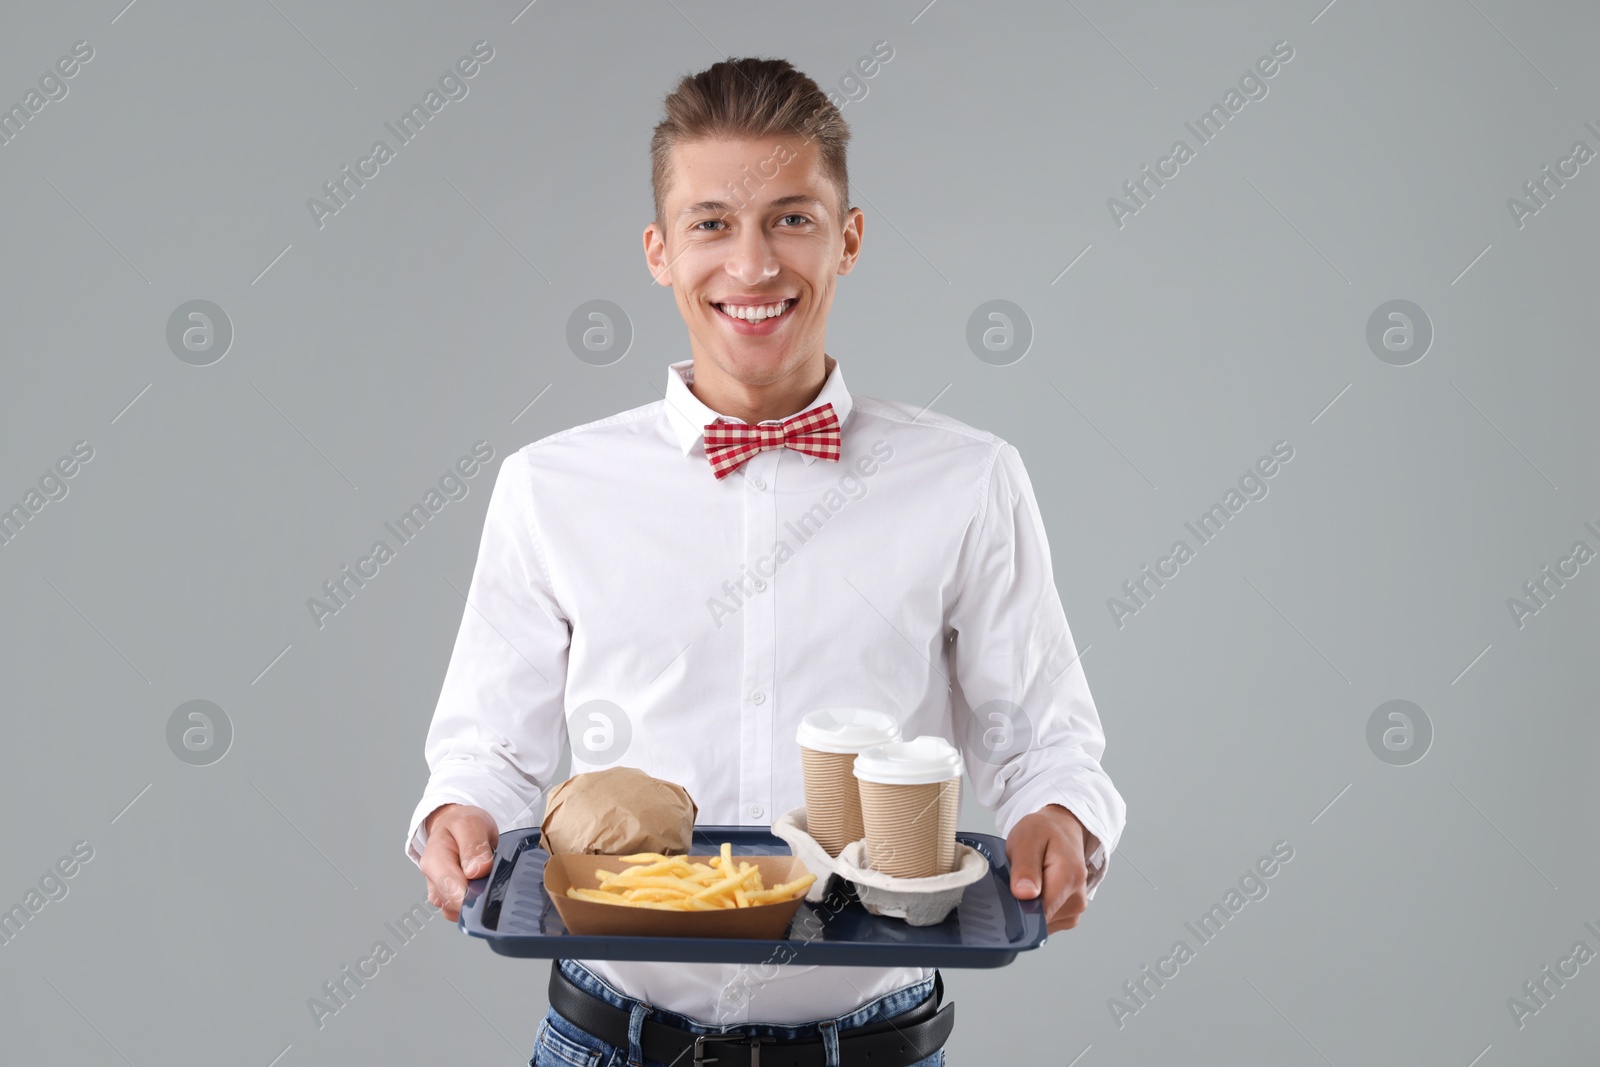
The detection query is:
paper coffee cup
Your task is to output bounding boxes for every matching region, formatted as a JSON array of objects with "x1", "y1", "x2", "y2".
[
  {"x1": 852, "y1": 735, "x2": 963, "y2": 879},
  {"x1": 796, "y1": 709, "x2": 901, "y2": 857}
]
